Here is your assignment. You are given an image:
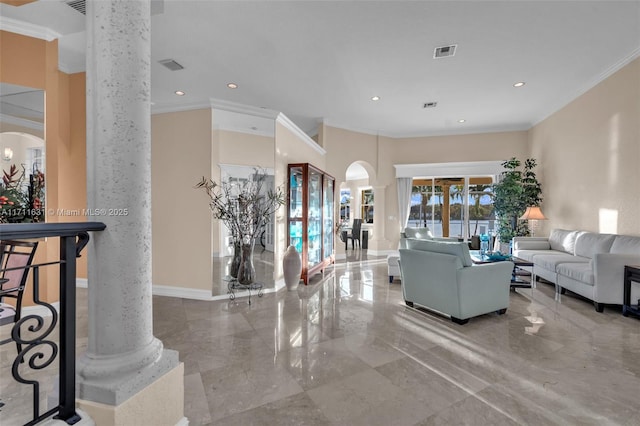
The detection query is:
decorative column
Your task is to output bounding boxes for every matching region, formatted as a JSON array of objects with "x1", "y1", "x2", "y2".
[{"x1": 78, "y1": 1, "x2": 183, "y2": 423}]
